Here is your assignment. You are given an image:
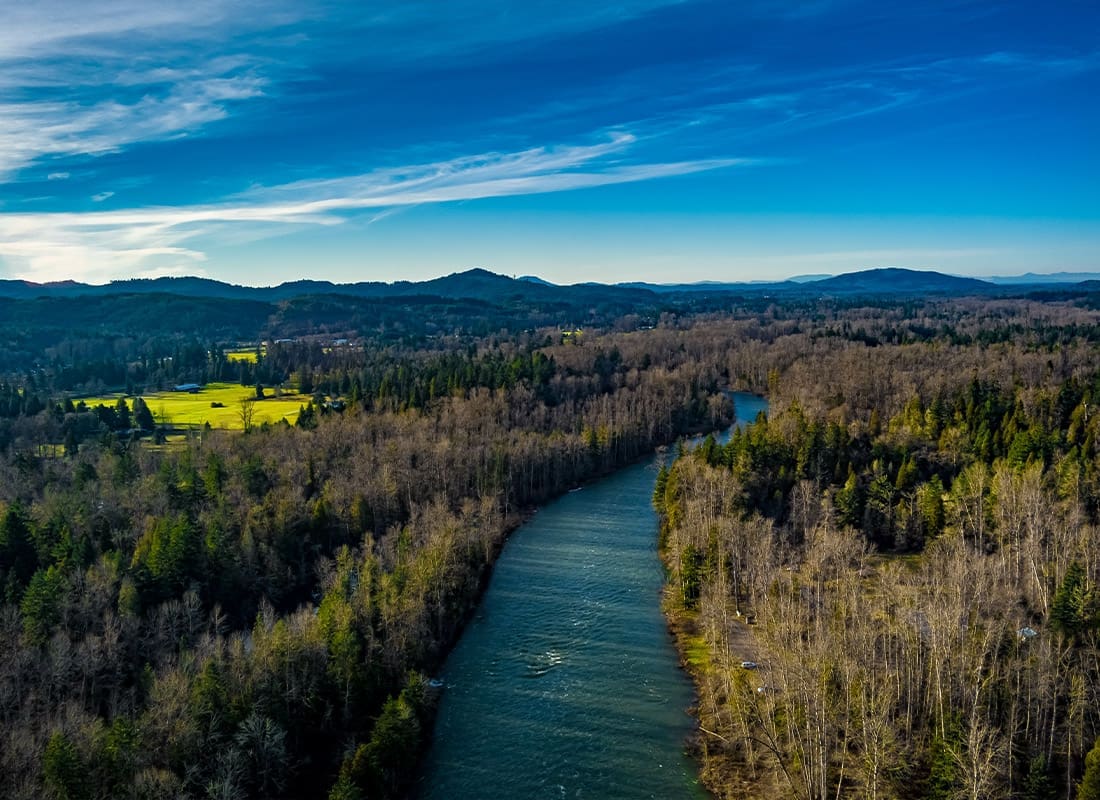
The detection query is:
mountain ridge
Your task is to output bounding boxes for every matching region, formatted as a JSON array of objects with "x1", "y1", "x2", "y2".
[{"x1": 1, "y1": 266, "x2": 1095, "y2": 303}]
